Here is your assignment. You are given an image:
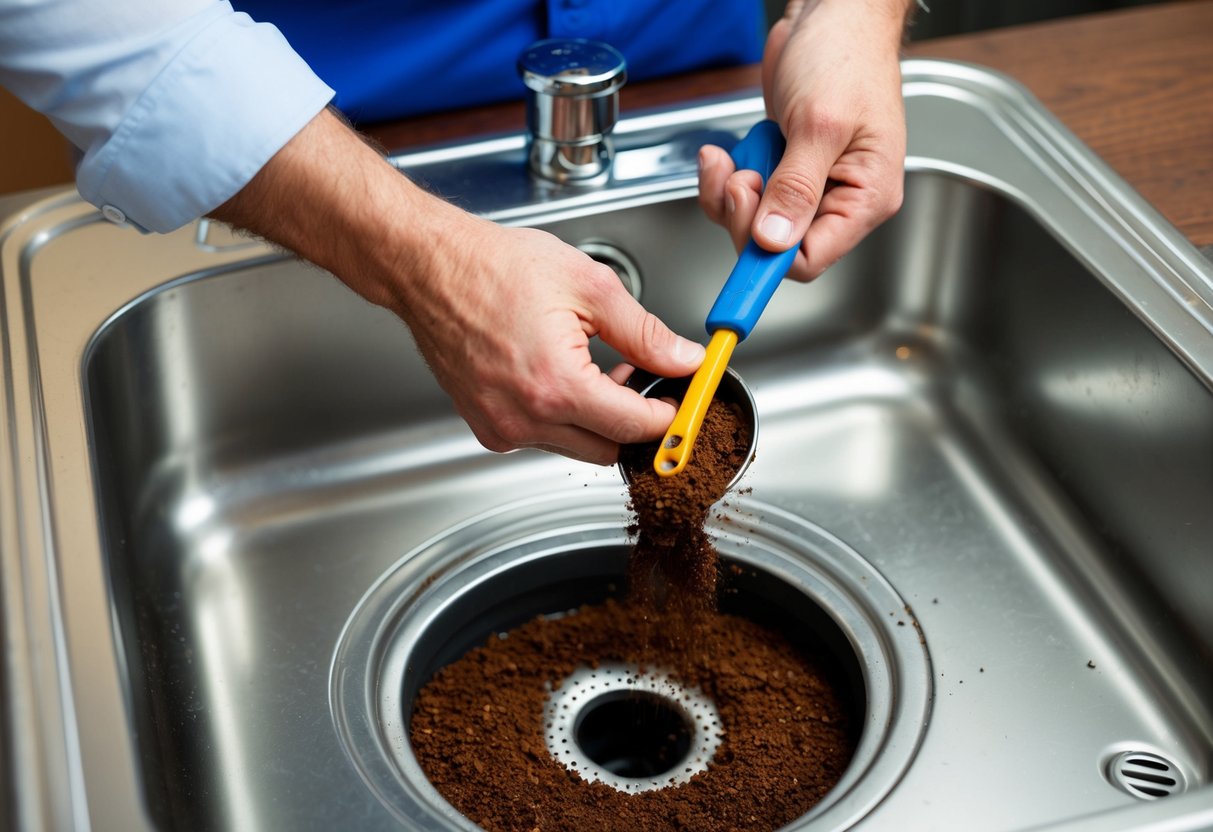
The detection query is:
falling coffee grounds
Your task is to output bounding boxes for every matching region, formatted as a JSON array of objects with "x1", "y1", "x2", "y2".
[
  {"x1": 410, "y1": 398, "x2": 856, "y2": 831},
  {"x1": 619, "y1": 396, "x2": 752, "y2": 613}
]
